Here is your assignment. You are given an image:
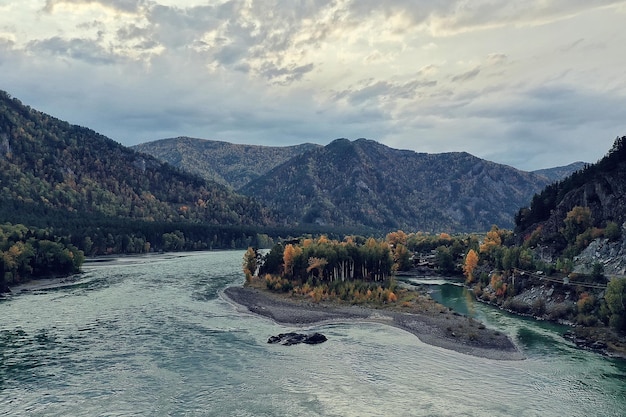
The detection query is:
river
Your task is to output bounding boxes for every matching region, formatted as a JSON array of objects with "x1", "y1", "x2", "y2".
[{"x1": 1, "y1": 250, "x2": 624, "y2": 416}]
